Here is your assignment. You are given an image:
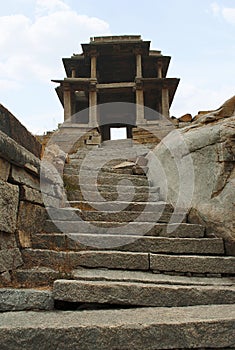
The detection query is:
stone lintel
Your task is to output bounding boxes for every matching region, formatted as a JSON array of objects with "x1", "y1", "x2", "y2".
[{"x1": 97, "y1": 82, "x2": 135, "y2": 89}]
